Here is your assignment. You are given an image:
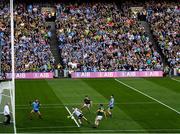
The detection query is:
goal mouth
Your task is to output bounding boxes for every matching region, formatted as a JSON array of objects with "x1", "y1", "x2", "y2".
[{"x1": 0, "y1": 81, "x2": 14, "y2": 124}]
